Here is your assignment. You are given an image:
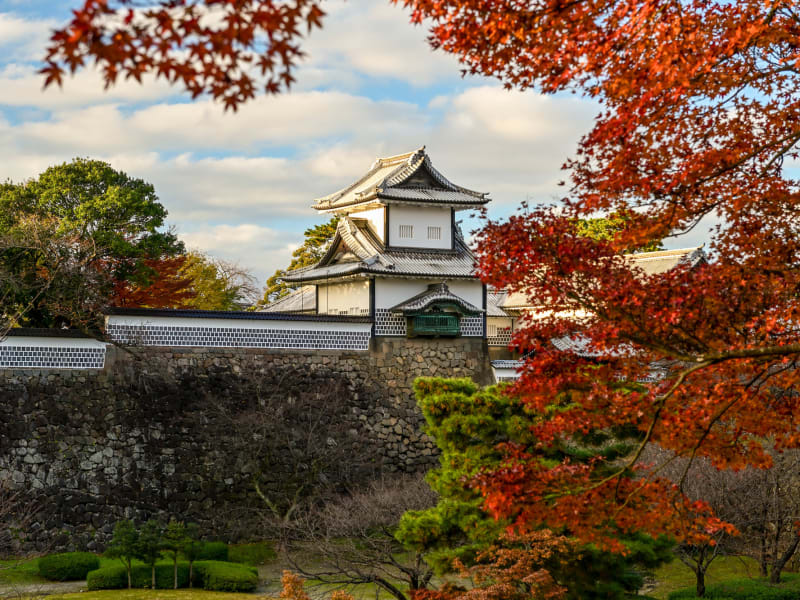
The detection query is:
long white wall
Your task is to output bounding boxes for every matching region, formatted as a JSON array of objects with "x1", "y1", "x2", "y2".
[
  {"x1": 106, "y1": 314, "x2": 372, "y2": 351},
  {"x1": 0, "y1": 335, "x2": 106, "y2": 369},
  {"x1": 317, "y1": 281, "x2": 370, "y2": 315},
  {"x1": 388, "y1": 205, "x2": 452, "y2": 249}
]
